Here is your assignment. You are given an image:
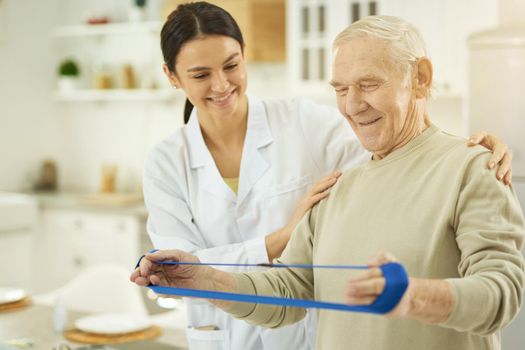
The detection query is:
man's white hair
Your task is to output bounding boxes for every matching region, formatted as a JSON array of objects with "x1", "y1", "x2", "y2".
[{"x1": 333, "y1": 15, "x2": 428, "y2": 75}]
